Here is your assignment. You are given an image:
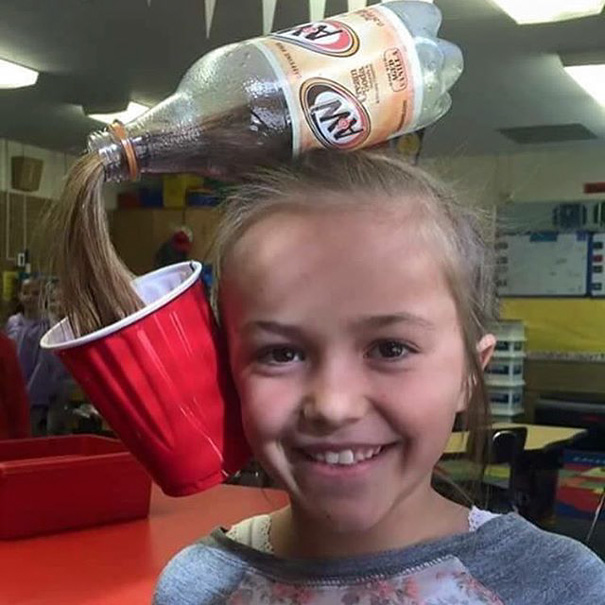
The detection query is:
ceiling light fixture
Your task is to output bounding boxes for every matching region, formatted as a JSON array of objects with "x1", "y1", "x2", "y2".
[
  {"x1": 489, "y1": 0, "x2": 605, "y2": 24},
  {"x1": 564, "y1": 65, "x2": 605, "y2": 106},
  {"x1": 0, "y1": 58, "x2": 39, "y2": 89},
  {"x1": 560, "y1": 52, "x2": 605, "y2": 106},
  {"x1": 87, "y1": 101, "x2": 150, "y2": 124}
]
